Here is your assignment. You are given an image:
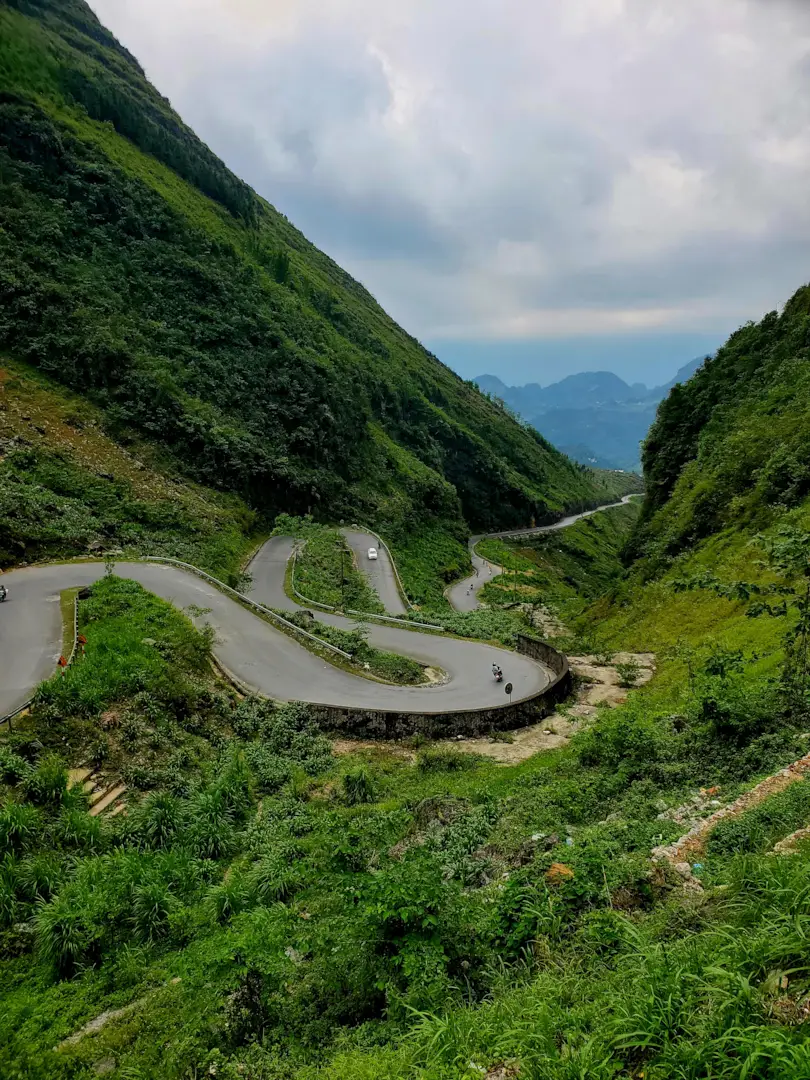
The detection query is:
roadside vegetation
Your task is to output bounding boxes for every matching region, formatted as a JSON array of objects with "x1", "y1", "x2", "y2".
[
  {"x1": 281, "y1": 609, "x2": 430, "y2": 686},
  {"x1": 0, "y1": 360, "x2": 260, "y2": 582},
  {"x1": 22, "y1": 575, "x2": 229, "y2": 789},
  {"x1": 3, "y1": 542, "x2": 810, "y2": 1077},
  {"x1": 477, "y1": 499, "x2": 642, "y2": 616},
  {"x1": 275, "y1": 516, "x2": 384, "y2": 614}
]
